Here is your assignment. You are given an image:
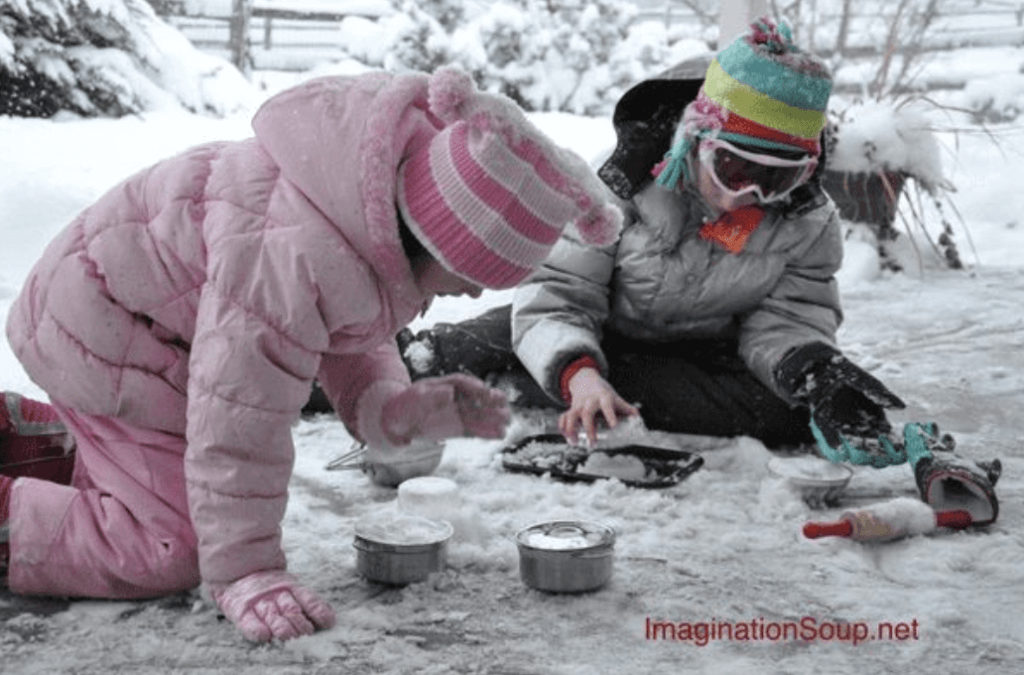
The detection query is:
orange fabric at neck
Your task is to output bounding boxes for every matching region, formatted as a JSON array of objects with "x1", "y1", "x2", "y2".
[{"x1": 699, "y1": 205, "x2": 765, "y2": 253}]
